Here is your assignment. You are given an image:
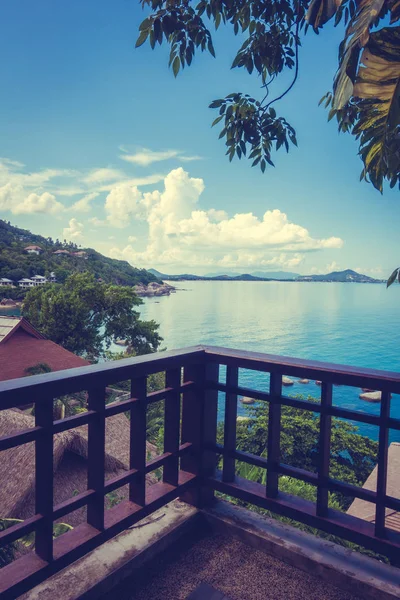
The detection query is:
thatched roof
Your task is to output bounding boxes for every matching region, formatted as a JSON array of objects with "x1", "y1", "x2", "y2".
[
  {"x1": 0, "y1": 409, "x2": 157, "y2": 525},
  {"x1": 347, "y1": 442, "x2": 400, "y2": 533}
]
